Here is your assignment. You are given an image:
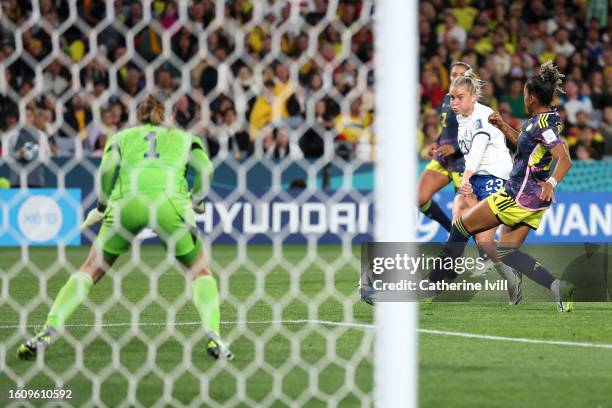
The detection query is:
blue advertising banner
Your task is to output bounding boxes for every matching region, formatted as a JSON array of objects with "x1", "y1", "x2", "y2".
[
  {"x1": 0, "y1": 189, "x2": 81, "y2": 246},
  {"x1": 181, "y1": 189, "x2": 610, "y2": 244},
  {"x1": 417, "y1": 191, "x2": 611, "y2": 243},
  {"x1": 194, "y1": 190, "x2": 374, "y2": 245}
]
